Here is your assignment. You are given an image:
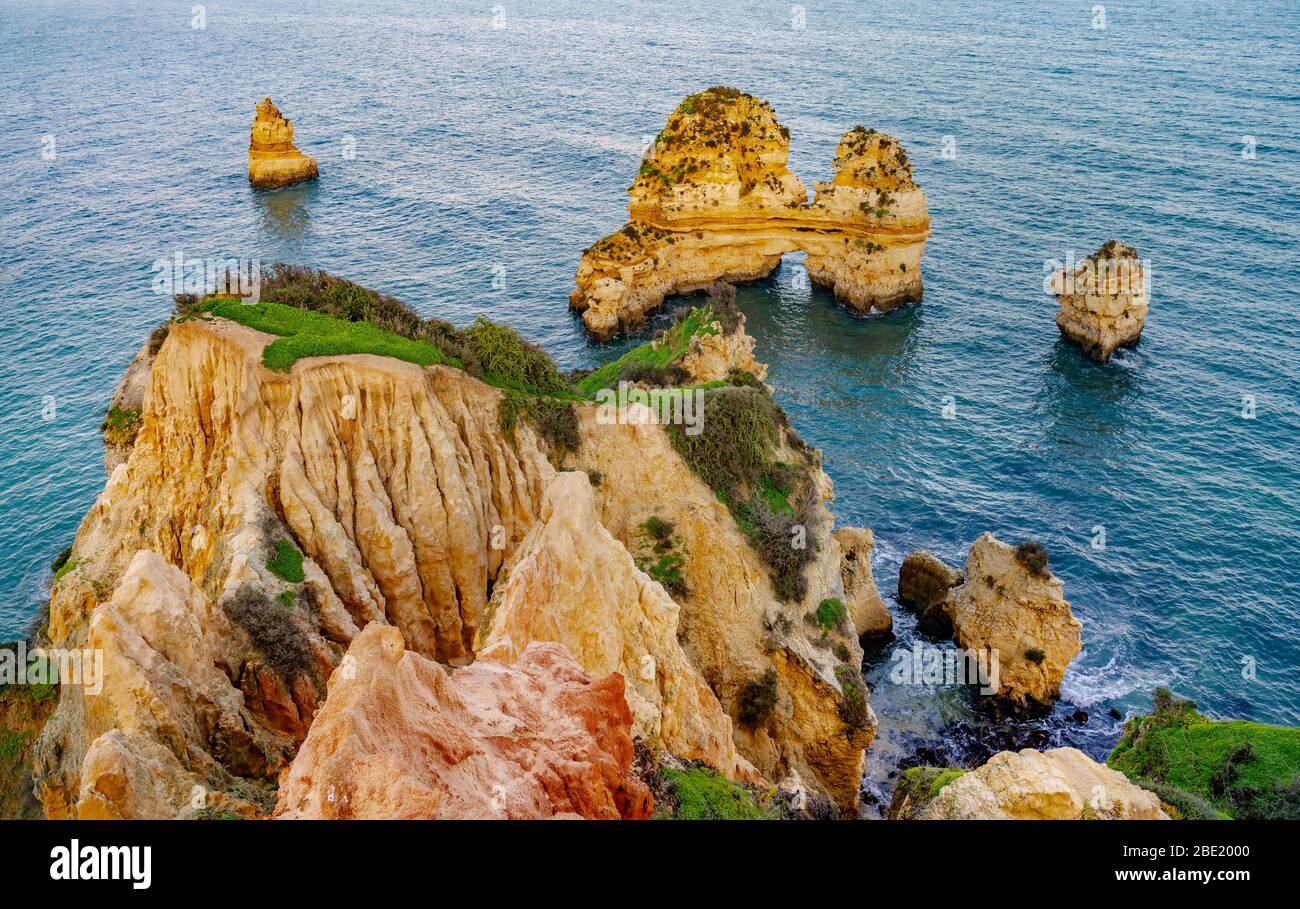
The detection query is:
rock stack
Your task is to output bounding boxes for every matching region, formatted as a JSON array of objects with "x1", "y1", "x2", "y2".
[
  {"x1": 1050, "y1": 239, "x2": 1148, "y2": 363},
  {"x1": 569, "y1": 87, "x2": 931, "y2": 339},
  {"x1": 248, "y1": 97, "x2": 319, "y2": 190}
]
